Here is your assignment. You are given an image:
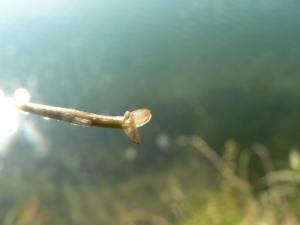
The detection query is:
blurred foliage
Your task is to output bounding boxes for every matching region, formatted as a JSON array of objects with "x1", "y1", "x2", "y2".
[
  {"x1": 181, "y1": 137, "x2": 300, "y2": 225},
  {"x1": 0, "y1": 139, "x2": 213, "y2": 225},
  {"x1": 2, "y1": 136, "x2": 300, "y2": 224}
]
